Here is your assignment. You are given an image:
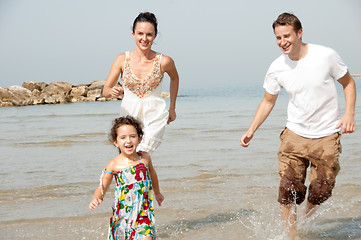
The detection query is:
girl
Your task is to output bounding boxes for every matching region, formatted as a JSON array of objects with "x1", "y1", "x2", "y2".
[
  {"x1": 89, "y1": 116, "x2": 164, "y2": 240},
  {"x1": 102, "y1": 12, "x2": 180, "y2": 154}
]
